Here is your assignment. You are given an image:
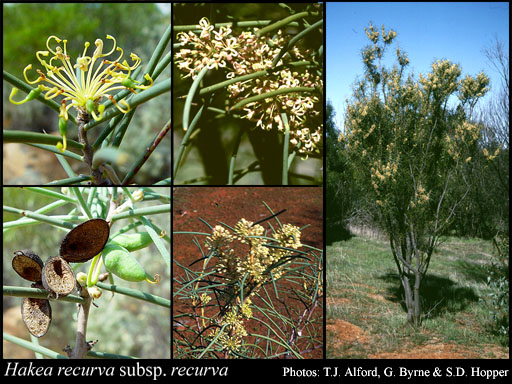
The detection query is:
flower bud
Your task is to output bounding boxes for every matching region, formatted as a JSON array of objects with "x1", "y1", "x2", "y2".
[
  {"x1": 86, "y1": 98, "x2": 96, "y2": 114},
  {"x1": 88, "y1": 286, "x2": 102, "y2": 299},
  {"x1": 76, "y1": 272, "x2": 88, "y2": 287}
]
